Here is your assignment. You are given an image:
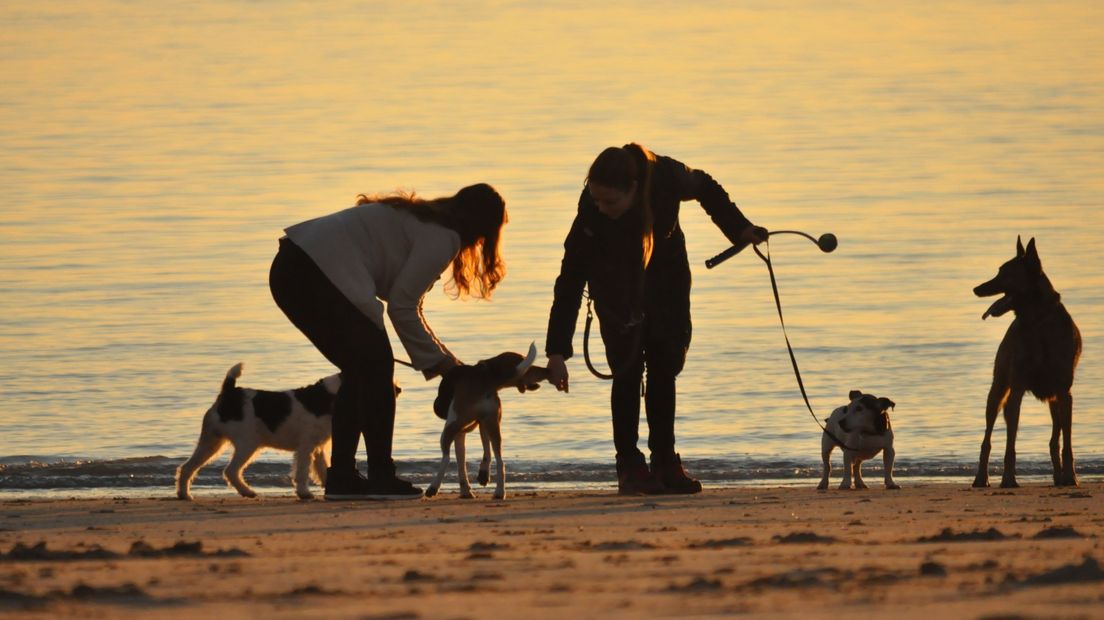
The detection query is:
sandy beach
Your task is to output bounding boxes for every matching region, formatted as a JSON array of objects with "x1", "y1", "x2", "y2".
[{"x1": 1, "y1": 483, "x2": 1101, "y2": 619}]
